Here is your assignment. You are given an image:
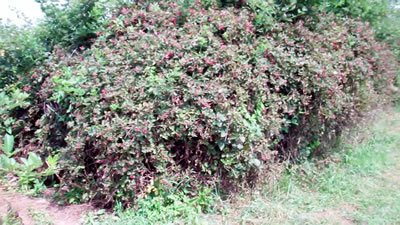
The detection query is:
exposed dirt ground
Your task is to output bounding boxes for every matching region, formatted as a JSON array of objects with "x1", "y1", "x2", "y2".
[{"x1": 0, "y1": 188, "x2": 92, "y2": 225}]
